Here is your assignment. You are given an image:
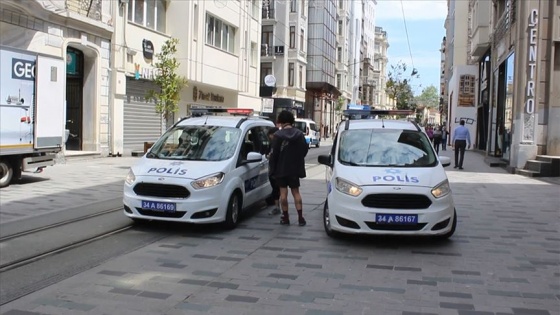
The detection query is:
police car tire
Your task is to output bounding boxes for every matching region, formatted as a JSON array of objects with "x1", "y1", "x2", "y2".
[
  {"x1": 323, "y1": 200, "x2": 341, "y2": 238},
  {"x1": 223, "y1": 192, "x2": 241, "y2": 230},
  {"x1": 438, "y1": 209, "x2": 457, "y2": 240},
  {"x1": 0, "y1": 160, "x2": 13, "y2": 188}
]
